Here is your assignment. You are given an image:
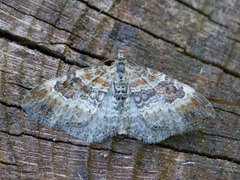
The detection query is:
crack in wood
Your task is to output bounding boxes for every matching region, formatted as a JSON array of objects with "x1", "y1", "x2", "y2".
[
  {"x1": 53, "y1": 42, "x2": 106, "y2": 62},
  {"x1": 7, "y1": 82, "x2": 32, "y2": 91},
  {"x1": 0, "y1": 160, "x2": 20, "y2": 167},
  {"x1": 0, "y1": 29, "x2": 86, "y2": 68},
  {"x1": 1, "y1": 1, "x2": 239, "y2": 79},
  {"x1": 0, "y1": 69, "x2": 14, "y2": 75},
  {"x1": 78, "y1": 0, "x2": 240, "y2": 79},
  {"x1": 179, "y1": 50, "x2": 240, "y2": 78},
  {"x1": 214, "y1": 107, "x2": 240, "y2": 117},
  {"x1": 175, "y1": 0, "x2": 232, "y2": 31},
  {"x1": 1, "y1": 129, "x2": 239, "y2": 167},
  {"x1": 79, "y1": 0, "x2": 183, "y2": 48},
  {"x1": 0, "y1": 130, "x2": 132, "y2": 156},
  {"x1": 227, "y1": 36, "x2": 240, "y2": 44},
  {"x1": 0, "y1": 100, "x2": 22, "y2": 110},
  {"x1": 0, "y1": 1, "x2": 86, "y2": 42},
  {"x1": 0, "y1": 1, "x2": 239, "y2": 178},
  {"x1": 209, "y1": 98, "x2": 240, "y2": 107},
  {"x1": 157, "y1": 143, "x2": 240, "y2": 165},
  {"x1": 1, "y1": 1, "x2": 108, "y2": 66},
  {"x1": 0, "y1": 103, "x2": 239, "y2": 167},
  {"x1": 0, "y1": 30, "x2": 109, "y2": 69},
  {"x1": 199, "y1": 131, "x2": 240, "y2": 142}
]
